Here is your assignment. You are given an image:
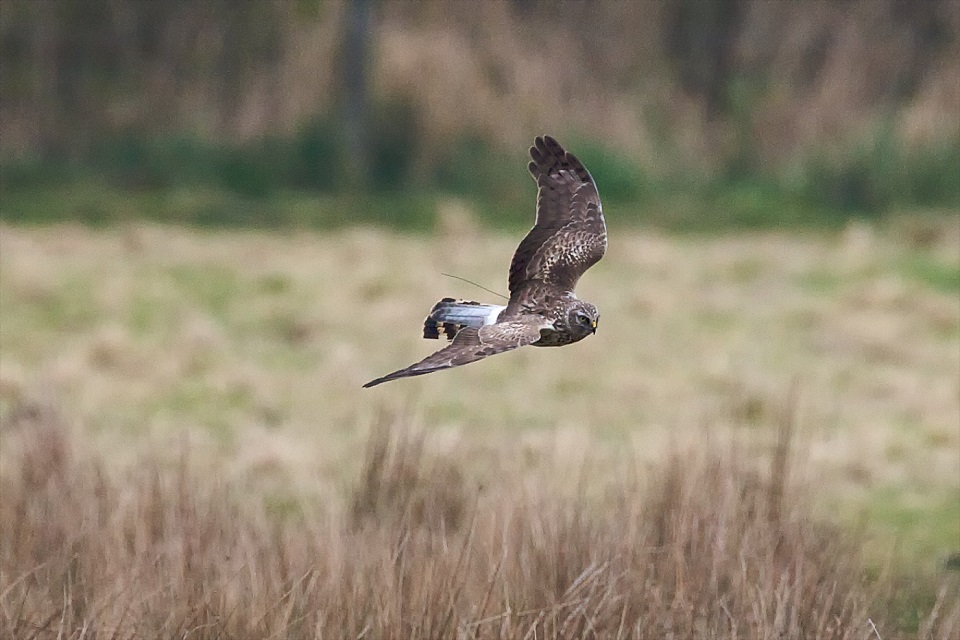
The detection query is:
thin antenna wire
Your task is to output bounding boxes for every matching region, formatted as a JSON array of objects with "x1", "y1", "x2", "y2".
[{"x1": 440, "y1": 273, "x2": 509, "y2": 300}]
